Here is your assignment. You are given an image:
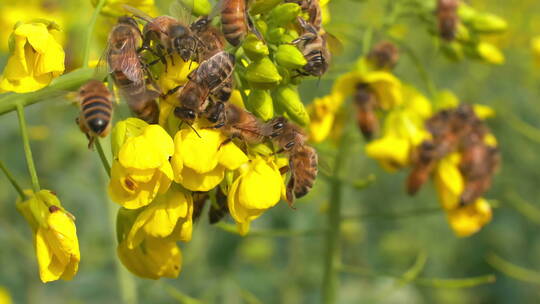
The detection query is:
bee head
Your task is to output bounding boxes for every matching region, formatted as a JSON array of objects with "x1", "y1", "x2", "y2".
[
  {"x1": 118, "y1": 16, "x2": 139, "y2": 29},
  {"x1": 174, "y1": 106, "x2": 196, "y2": 122},
  {"x1": 191, "y1": 17, "x2": 209, "y2": 32}
]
